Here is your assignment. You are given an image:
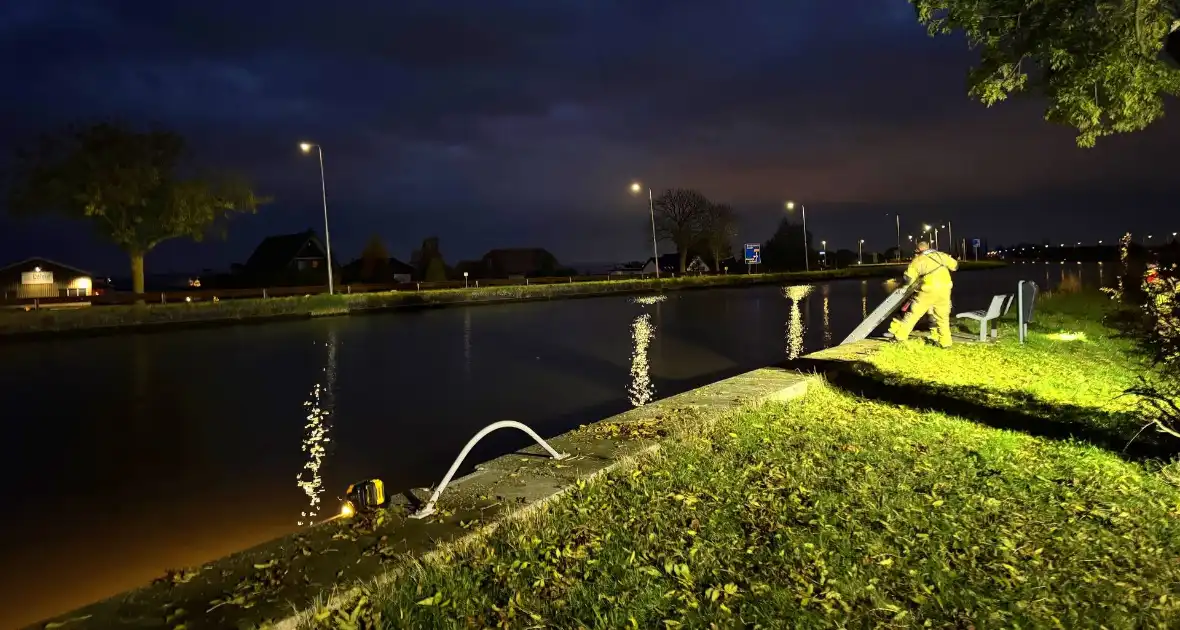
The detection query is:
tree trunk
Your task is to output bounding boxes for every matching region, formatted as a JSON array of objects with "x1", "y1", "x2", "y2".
[
  {"x1": 130, "y1": 252, "x2": 146, "y2": 295},
  {"x1": 679, "y1": 249, "x2": 688, "y2": 274}
]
